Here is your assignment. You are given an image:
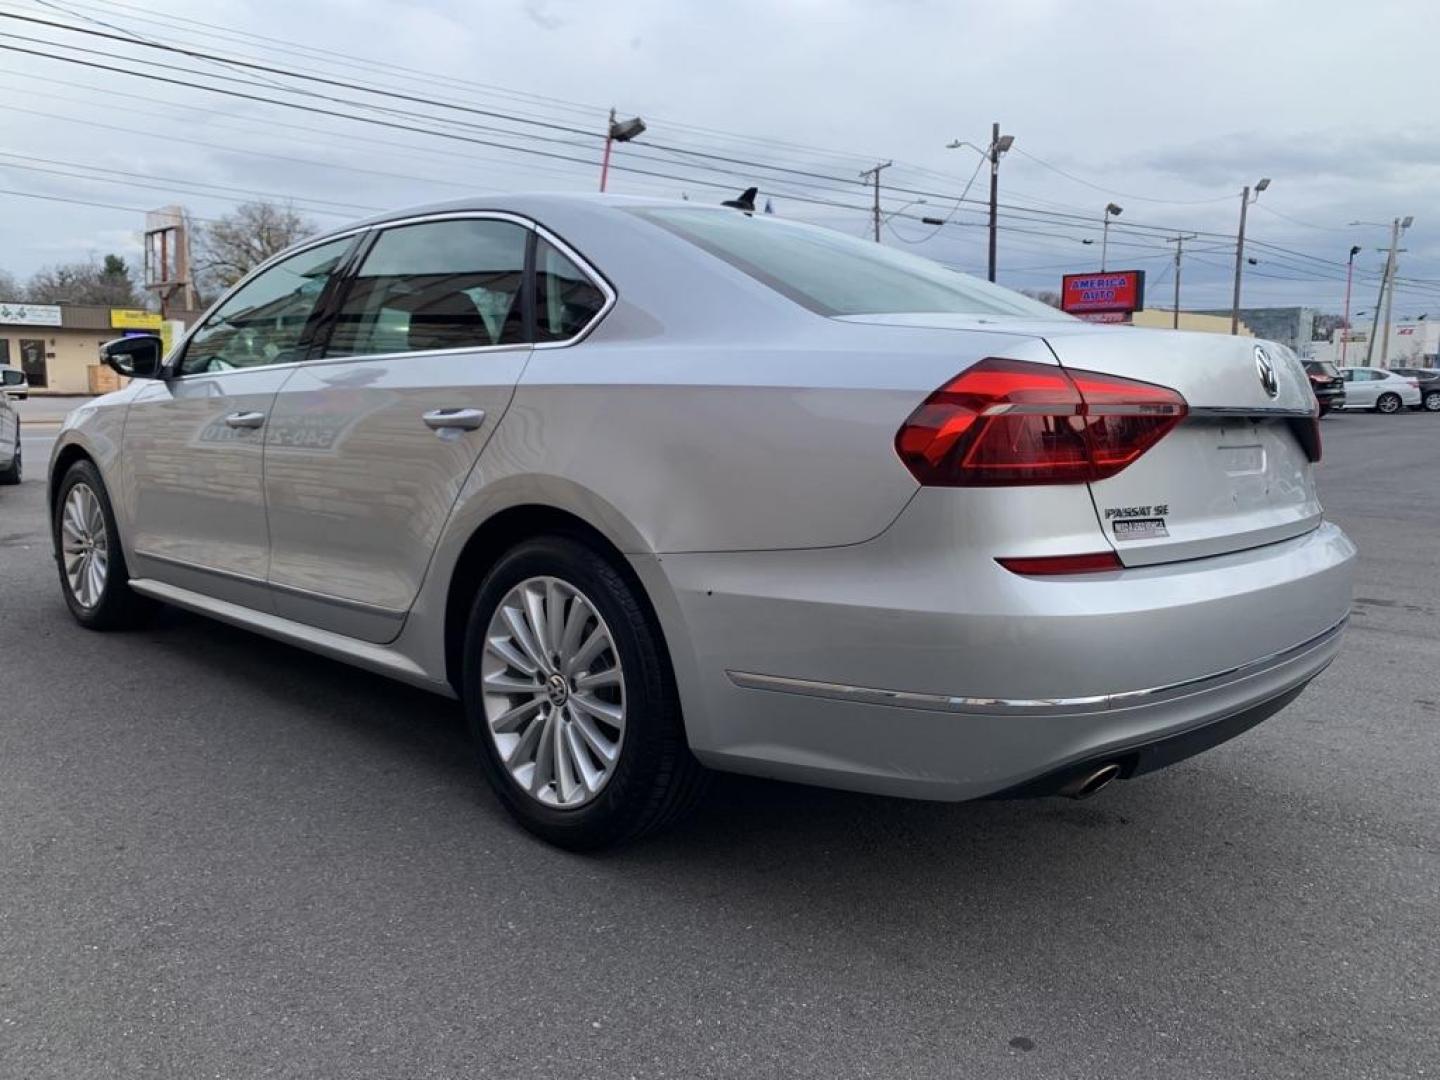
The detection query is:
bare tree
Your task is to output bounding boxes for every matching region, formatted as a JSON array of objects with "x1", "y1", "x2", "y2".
[
  {"x1": 194, "y1": 201, "x2": 316, "y2": 298},
  {"x1": 1020, "y1": 289, "x2": 1063, "y2": 309},
  {"x1": 25, "y1": 255, "x2": 144, "y2": 307},
  {"x1": 0, "y1": 269, "x2": 20, "y2": 300}
]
